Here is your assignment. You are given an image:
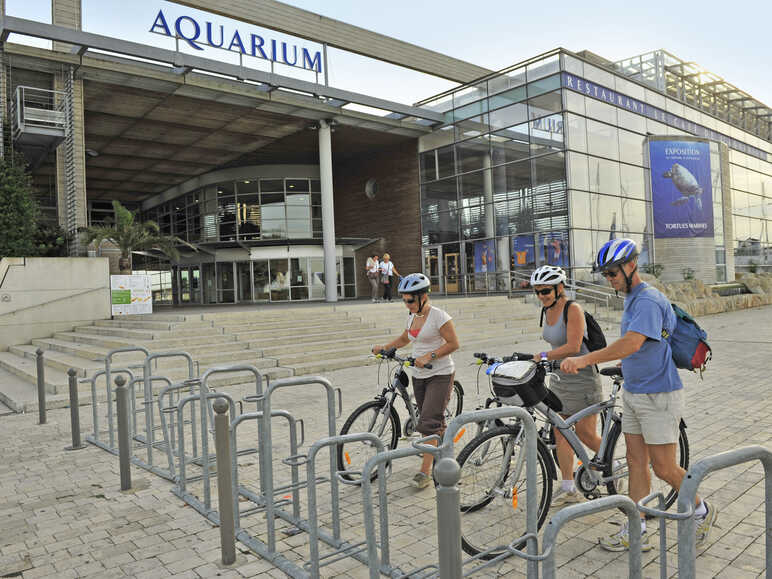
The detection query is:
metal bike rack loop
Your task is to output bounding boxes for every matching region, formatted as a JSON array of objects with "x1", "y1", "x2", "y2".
[{"x1": 676, "y1": 445, "x2": 772, "y2": 579}]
